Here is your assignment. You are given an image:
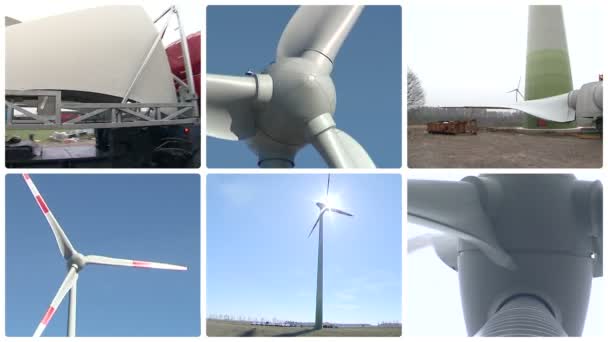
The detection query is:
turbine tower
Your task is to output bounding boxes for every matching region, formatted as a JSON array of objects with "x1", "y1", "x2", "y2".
[
  {"x1": 307, "y1": 175, "x2": 353, "y2": 329},
  {"x1": 21, "y1": 174, "x2": 187, "y2": 337},
  {"x1": 524, "y1": 5, "x2": 573, "y2": 128},
  {"x1": 478, "y1": 6, "x2": 602, "y2": 130},
  {"x1": 408, "y1": 174, "x2": 602, "y2": 336}
]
